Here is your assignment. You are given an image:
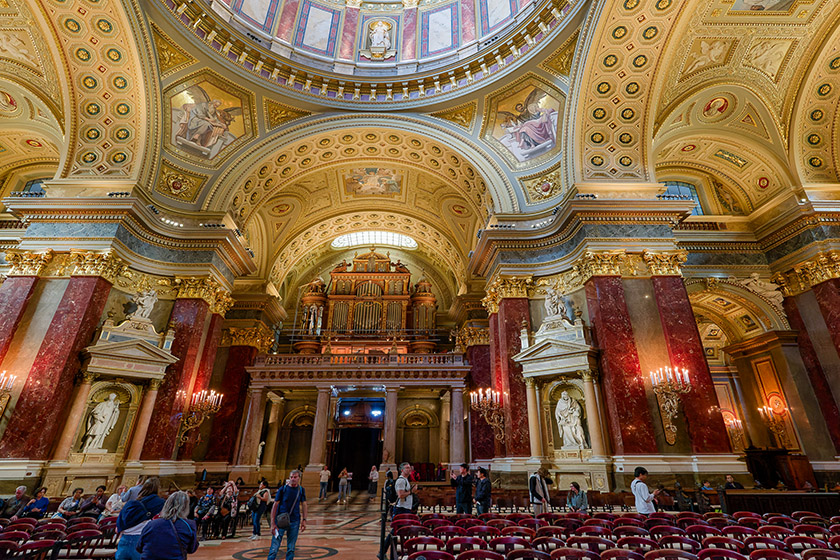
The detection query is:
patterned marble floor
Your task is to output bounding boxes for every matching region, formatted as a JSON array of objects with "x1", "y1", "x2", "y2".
[{"x1": 192, "y1": 491, "x2": 384, "y2": 560}]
